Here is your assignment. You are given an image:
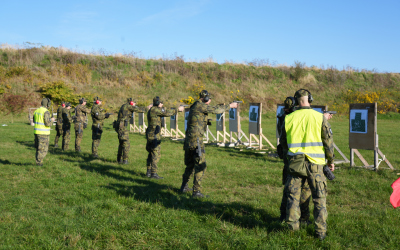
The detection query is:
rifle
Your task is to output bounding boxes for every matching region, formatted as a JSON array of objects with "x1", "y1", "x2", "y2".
[
  {"x1": 323, "y1": 111, "x2": 337, "y2": 115},
  {"x1": 233, "y1": 101, "x2": 243, "y2": 103}
]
